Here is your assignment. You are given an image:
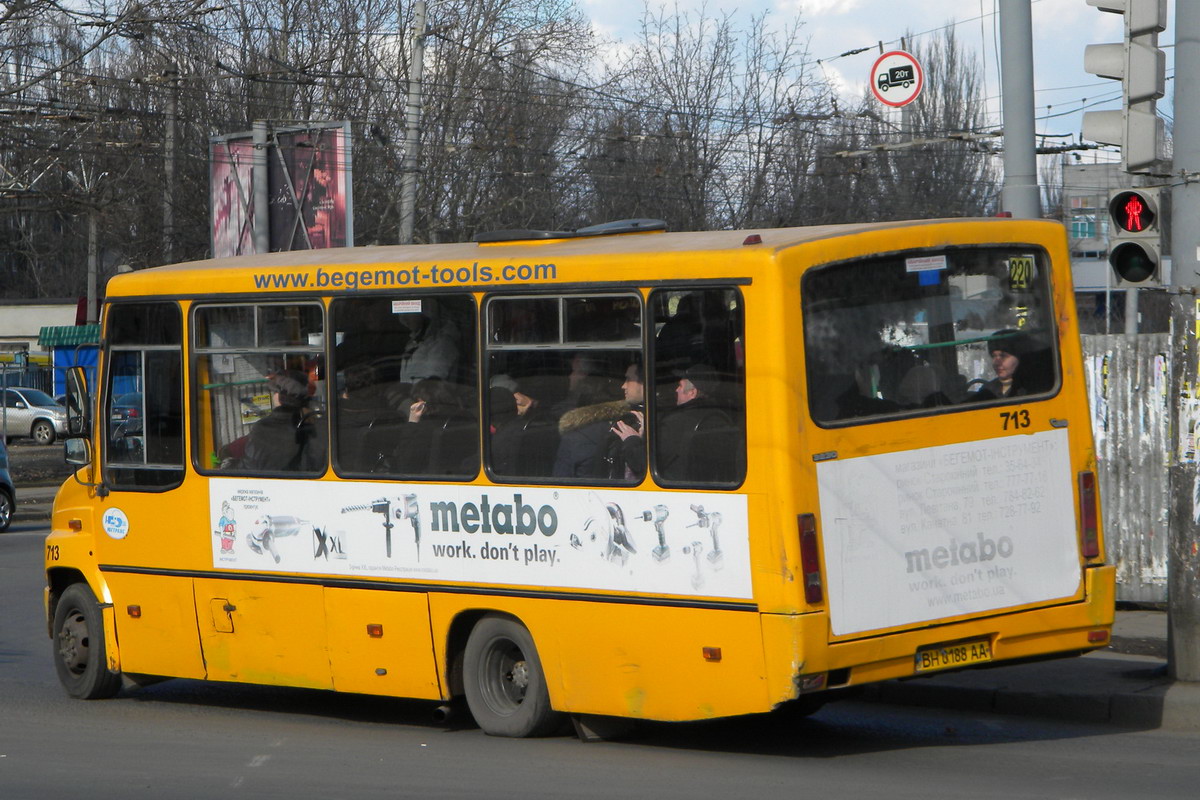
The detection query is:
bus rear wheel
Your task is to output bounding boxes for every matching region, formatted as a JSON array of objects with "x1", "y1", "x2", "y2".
[
  {"x1": 53, "y1": 583, "x2": 121, "y2": 699},
  {"x1": 463, "y1": 615, "x2": 563, "y2": 737}
]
